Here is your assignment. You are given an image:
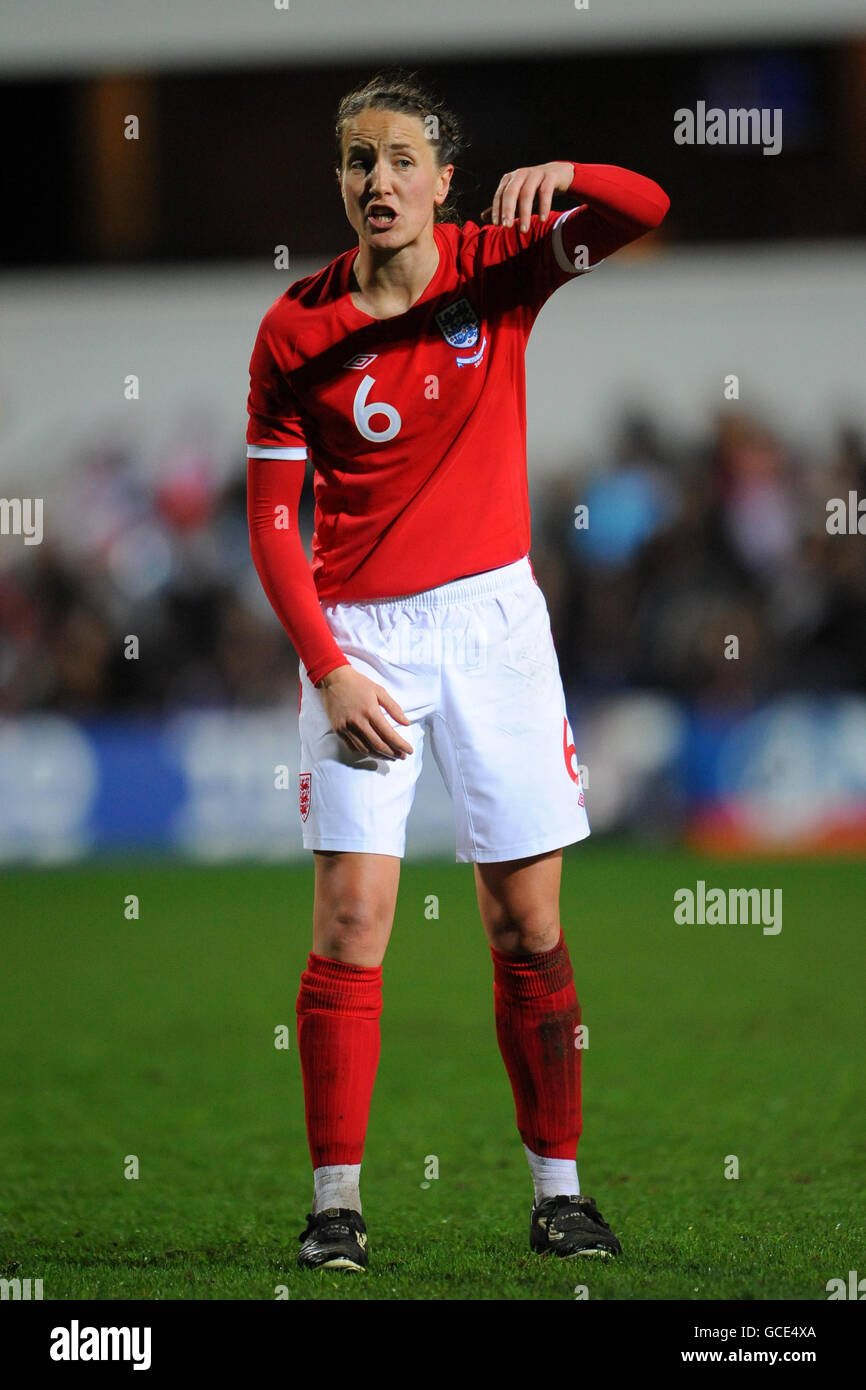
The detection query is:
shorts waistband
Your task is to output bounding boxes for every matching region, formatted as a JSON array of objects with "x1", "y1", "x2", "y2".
[{"x1": 331, "y1": 556, "x2": 534, "y2": 609}]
